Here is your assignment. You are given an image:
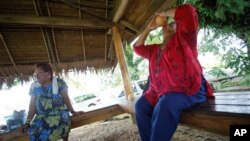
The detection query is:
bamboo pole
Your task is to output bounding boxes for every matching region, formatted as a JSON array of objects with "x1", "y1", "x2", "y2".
[{"x1": 112, "y1": 26, "x2": 134, "y2": 101}]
